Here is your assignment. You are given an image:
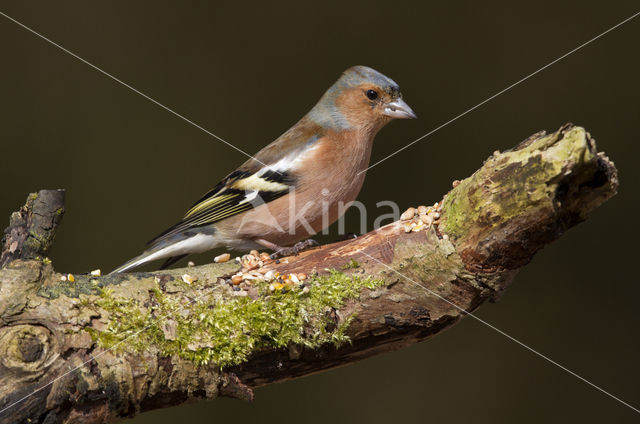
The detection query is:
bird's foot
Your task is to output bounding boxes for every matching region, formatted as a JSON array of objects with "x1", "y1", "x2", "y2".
[{"x1": 270, "y1": 239, "x2": 319, "y2": 259}]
